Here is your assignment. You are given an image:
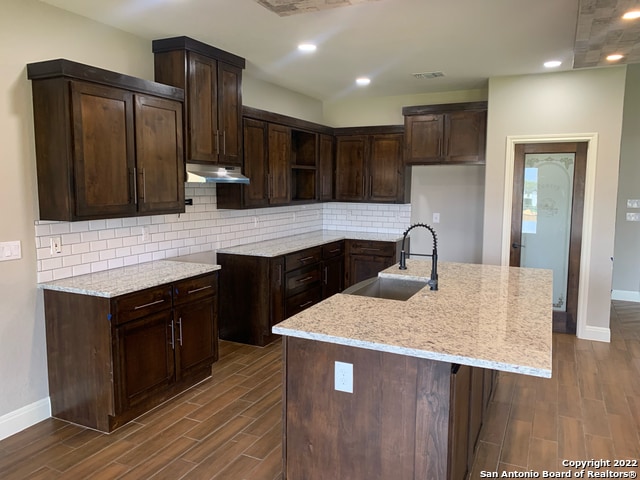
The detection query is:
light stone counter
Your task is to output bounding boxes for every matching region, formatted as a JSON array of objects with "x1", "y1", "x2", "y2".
[
  {"x1": 38, "y1": 260, "x2": 220, "y2": 298},
  {"x1": 273, "y1": 259, "x2": 553, "y2": 378},
  {"x1": 216, "y1": 230, "x2": 403, "y2": 257}
]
